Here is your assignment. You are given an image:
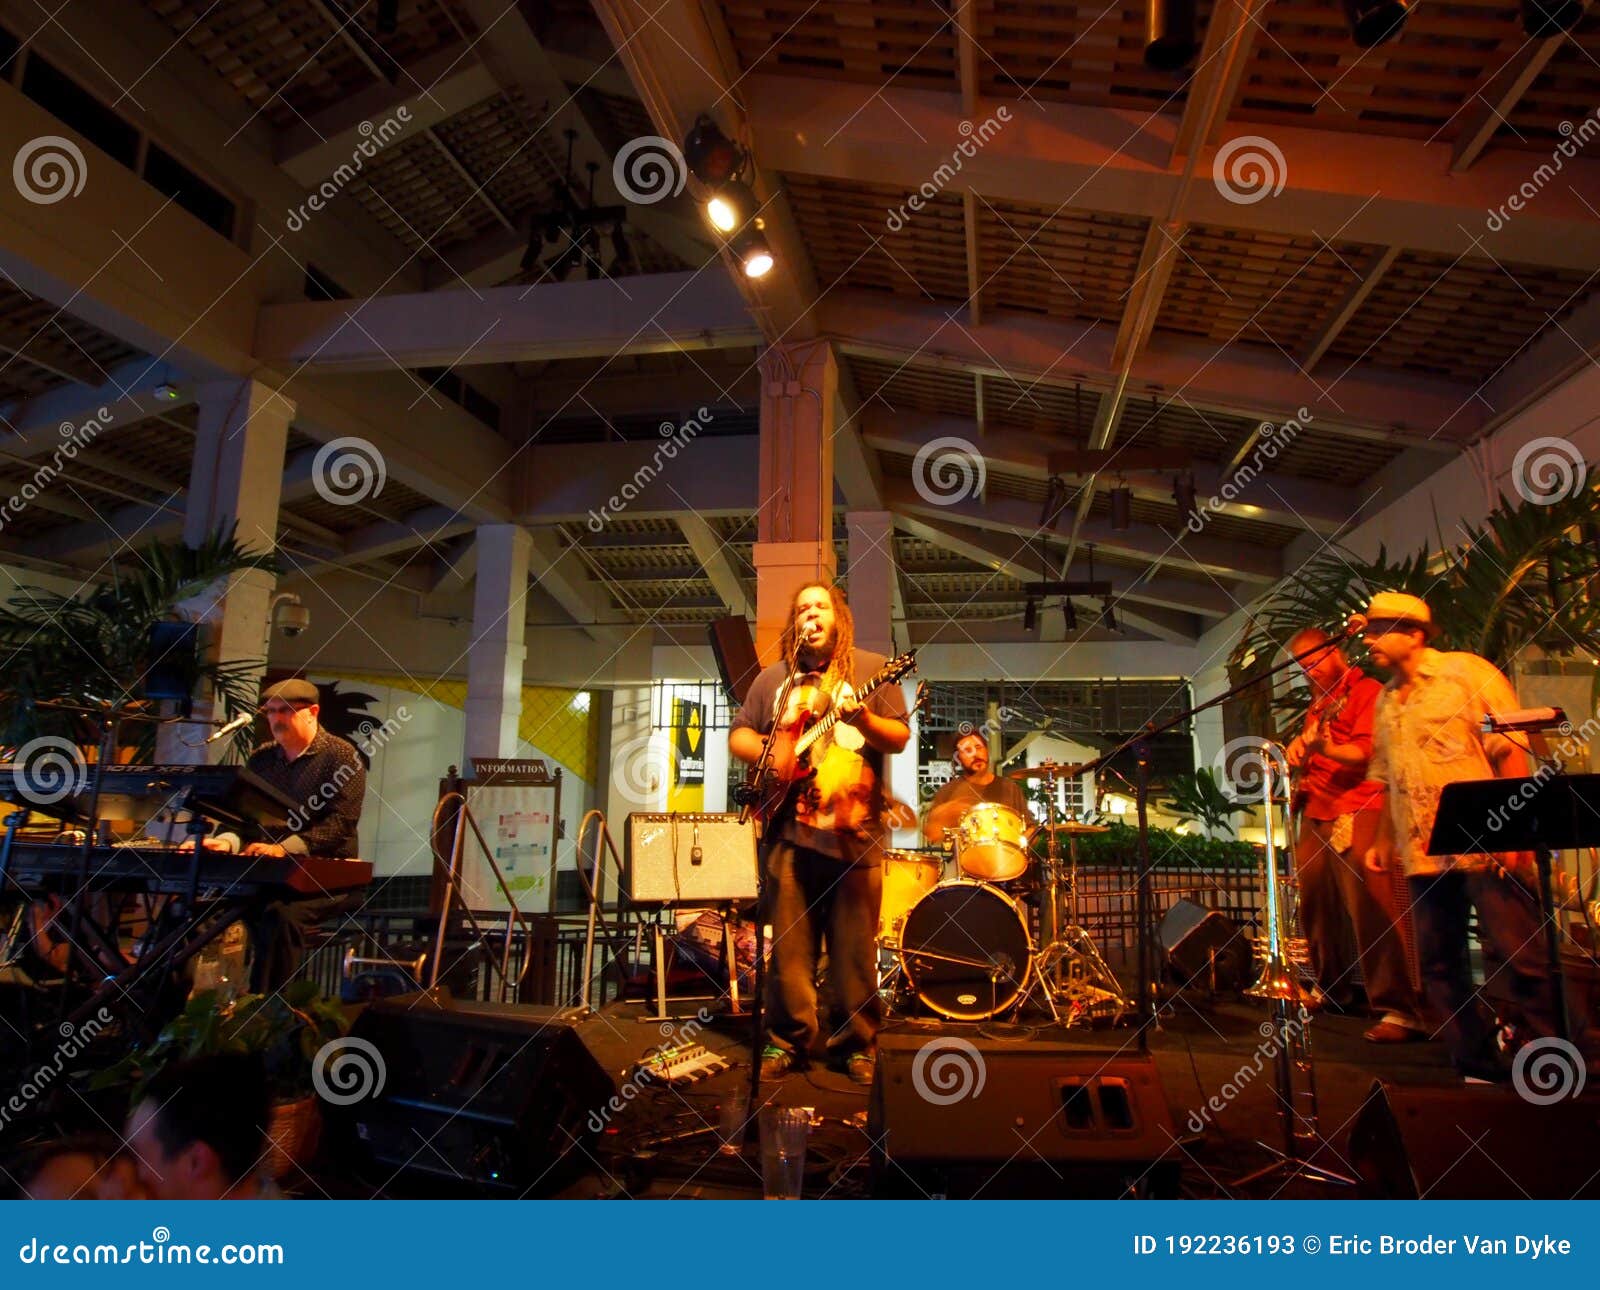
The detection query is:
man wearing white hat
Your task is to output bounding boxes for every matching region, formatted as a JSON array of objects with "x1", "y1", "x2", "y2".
[{"x1": 1357, "y1": 591, "x2": 1560, "y2": 1080}]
